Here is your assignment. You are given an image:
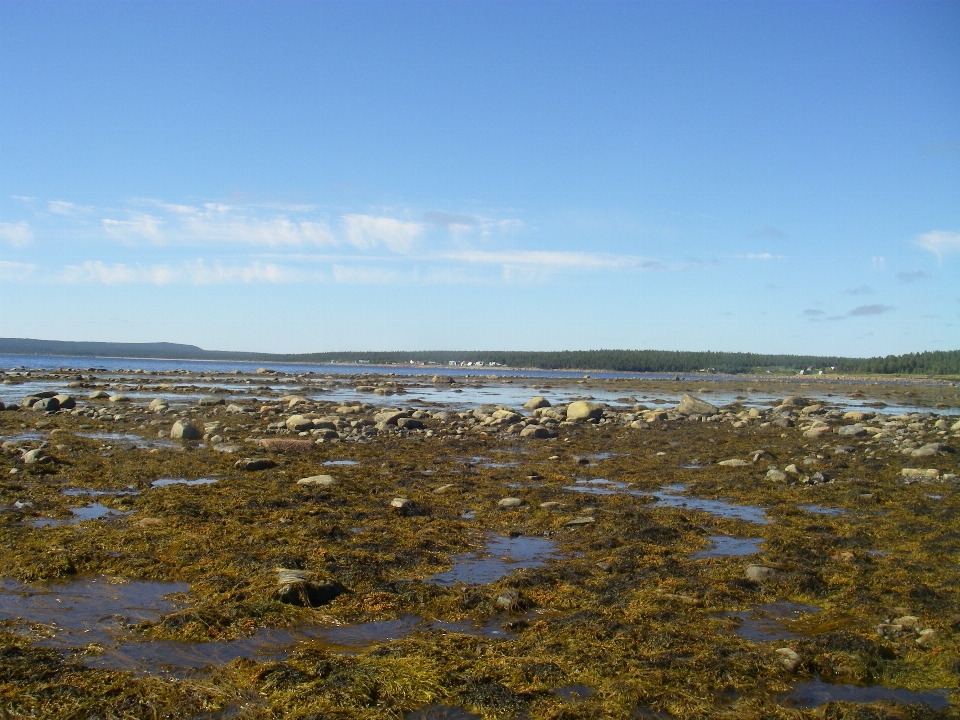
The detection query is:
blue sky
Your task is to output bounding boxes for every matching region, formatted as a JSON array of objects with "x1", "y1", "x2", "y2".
[{"x1": 1, "y1": 1, "x2": 957, "y2": 355}]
